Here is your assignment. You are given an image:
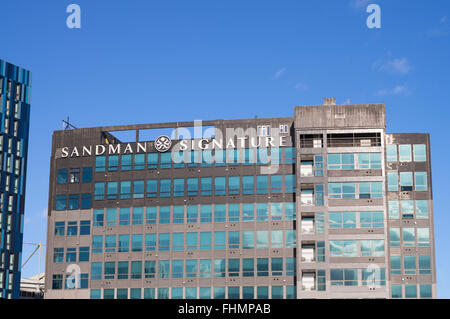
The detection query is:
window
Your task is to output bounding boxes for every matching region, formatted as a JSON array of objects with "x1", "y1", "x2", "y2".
[
  {"x1": 242, "y1": 231, "x2": 254, "y2": 249},
  {"x1": 94, "y1": 183, "x2": 105, "y2": 200},
  {"x1": 243, "y1": 204, "x2": 254, "y2": 222},
  {"x1": 80, "y1": 220, "x2": 91, "y2": 235},
  {"x1": 387, "y1": 172, "x2": 398, "y2": 191},
  {"x1": 106, "y1": 208, "x2": 117, "y2": 226},
  {"x1": 399, "y1": 172, "x2": 413, "y2": 191},
  {"x1": 172, "y1": 260, "x2": 183, "y2": 278},
  {"x1": 389, "y1": 228, "x2": 400, "y2": 247},
  {"x1": 362, "y1": 268, "x2": 386, "y2": 286},
  {"x1": 92, "y1": 236, "x2": 103, "y2": 254},
  {"x1": 53, "y1": 248, "x2": 64, "y2": 263},
  {"x1": 414, "y1": 172, "x2": 428, "y2": 191},
  {"x1": 328, "y1": 153, "x2": 354, "y2": 170},
  {"x1": 256, "y1": 231, "x2": 268, "y2": 248},
  {"x1": 67, "y1": 221, "x2": 77, "y2": 236},
  {"x1": 360, "y1": 211, "x2": 384, "y2": 228},
  {"x1": 228, "y1": 204, "x2": 240, "y2": 221},
  {"x1": 52, "y1": 274, "x2": 63, "y2": 290},
  {"x1": 413, "y1": 144, "x2": 426, "y2": 162},
  {"x1": 108, "y1": 155, "x2": 119, "y2": 171},
  {"x1": 200, "y1": 232, "x2": 212, "y2": 250},
  {"x1": 57, "y1": 169, "x2": 68, "y2": 184},
  {"x1": 360, "y1": 240, "x2": 384, "y2": 256},
  {"x1": 186, "y1": 260, "x2": 197, "y2": 278},
  {"x1": 107, "y1": 182, "x2": 118, "y2": 199},
  {"x1": 401, "y1": 200, "x2": 414, "y2": 219},
  {"x1": 132, "y1": 207, "x2": 144, "y2": 225},
  {"x1": 271, "y1": 258, "x2": 283, "y2": 276},
  {"x1": 399, "y1": 144, "x2": 412, "y2": 162},
  {"x1": 389, "y1": 200, "x2": 399, "y2": 219},
  {"x1": 386, "y1": 145, "x2": 397, "y2": 162},
  {"x1": 257, "y1": 125, "x2": 270, "y2": 137},
  {"x1": 160, "y1": 179, "x2": 171, "y2": 197},
  {"x1": 200, "y1": 259, "x2": 211, "y2": 278},
  {"x1": 330, "y1": 269, "x2": 358, "y2": 286},
  {"x1": 391, "y1": 256, "x2": 401, "y2": 275},
  {"x1": 200, "y1": 205, "x2": 212, "y2": 223},
  {"x1": 315, "y1": 156, "x2": 324, "y2": 176},
  {"x1": 147, "y1": 153, "x2": 158, "y2": 169},
  {"x1": 161, "y1": 152, "x2": 172, "y2": 169},
  {"x1": 119, "y1": 208, "x2": 130, "y2": 225},
  {"x1": 228, "y1": 259, "x2": 240, "y2": 277},
  {"x1": 214, "y1": 205, "x2": 226, "y2": 223},
  {"x1": 284, "y1": 147, "x2": 295, "y2": 164},
  {"x1": 329, "y1": 212, "x2": 356, "y2": 229},
  {"x1": 270, "y1": 175, "x2": 282, "y2": 193},
  {"x1": 120, "y1": 181, "x2": 131, "y2": 199},
  {"x1": 214, "y1": 177, "x2": 226, "y2": 196},
  {"x1": 187, "y1": 178, "x2": 198, "y2": 196},
  {"x1": 328, "y1": 183, "x2": 356, "y2": 199},
  {"x1": 256, "y1": 203, "x2": 268, "y2": 221},
  {"x1": 256, "y1": 176, "x2": 268, "y2": 194},
  {"x1": 417, "y1": 228, "x2": 430, "y2": 247},
  {"x1": 391, "y1": 285, "x2": 402, "y2": 298},
  {"x1": 359, "y1": 182, "x2": 382, "y2": 199},
  {"x1": 358, "y1": 153, "x2": 382, "y2": 169},
  {"x1": 420, "y1": 285, "x2": 432, "y2": 298},
  {"x1": 132, "y1": 234, "x2": 143, "y2": 252},
  {"x1": 419, "y1": 256, "x2": 431, "y2": 275},
  {"x1": 121, "y1": 154, "x2": 133, "y2": 171},
  {"x1": 145, "y1": 234, "x2": 156, "y2": 251},
  {"x1": 404, "y1": 256, "x2": 416, "y2": 275},
  {"x1": 79, "y1": 247, "x2": 90, "y2": 262},
  {"x1": 66, "y1": 248, "x2": 76, "y2": 262},
  {"x1": 95, "y1": 156, "x2": 106, "y2": 172},
  {"x1": 200, "y1": 177, "x2": 212, "y2": 196},
  {"x1": 173, "y1": 206, "x2": 184, "y2": 224},
  {"x1": 257, "y1": 258, "x2": 269, "y2": 276},
  {"x1": 105, "y1": 235, "x2": 116, "y2": 252},
  {"x1": 173, "y1": 178, "x2": 185, "y2": 197},
  {"x1": 416, "y1": 200, "x2": 429, "y2": 219},
  {"x1": 270, "y1": 203, "x2": 282, "y2": 221},
  {"x1": 81, "y1": 194, "x2": 92, "y2": 209},
  {"x1": 159, "y1": 206, "x2": 171, "y2": 224},
  {"x1": 134, "y1": 154, "x2": 145, "y2": 170},
  {"x1": 214, "y1": 259, "x2": 225, "y2": 277},
  {"x1": 146, "y1": 207, "x2": 157, "y2": 224},
  {"x1": 146, "y1": 180, "x2": 157, "y2": 198},
  {"x1": 285, "y1": 175, "x2": 296, "y2": 193},
  {"x1": 54, "y1": 222, "x2": 65, "y2": 236},
  {"x1": 329, "y1": 240, "x2": 357, "y2": 257},
  {"x1": 201, "y1": 150, "x2": 213, "y2": 167},
  {"x1": 133, "y1": 180, "x2": 145, "y2": 198},
  {"x1": 118, "y1": 235, "x2": 130, "y2": 252},
  {"x1": 91, "y1": 263, "x2": 102, "y2": 281},
  {"x1": 279, "y1": 124, "x2": 289, "y2": 133},
  {"x1": 228, "y1": 176, "x2": 240, "y2": 195},
  {"x1": 187, "y1": 205, "x2": 198, "y2": 223},
  {"x1": 69, "y1": 168, "x2": 80, "y2": 183},
  {"x1": 55, "y1": 195, "x2": 66, "y2": 210},
  {"x1": 242, "y1": 176, "x2": 254, "y2": 195}
]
